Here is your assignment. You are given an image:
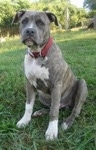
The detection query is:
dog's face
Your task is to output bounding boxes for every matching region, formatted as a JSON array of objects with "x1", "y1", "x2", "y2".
[{"x1": 12, "y1": 10, "x2": 59, "y2": 49}]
